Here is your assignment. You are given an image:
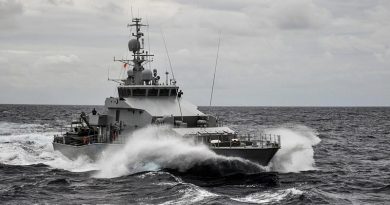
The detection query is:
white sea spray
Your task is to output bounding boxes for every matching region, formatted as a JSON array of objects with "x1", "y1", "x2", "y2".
[
  {"x1": 94, "y1": 125, "x2": 264, "y2": 178},
  {"x1": 267, "y1": 125, "x2": 321, "y2": 172}
]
